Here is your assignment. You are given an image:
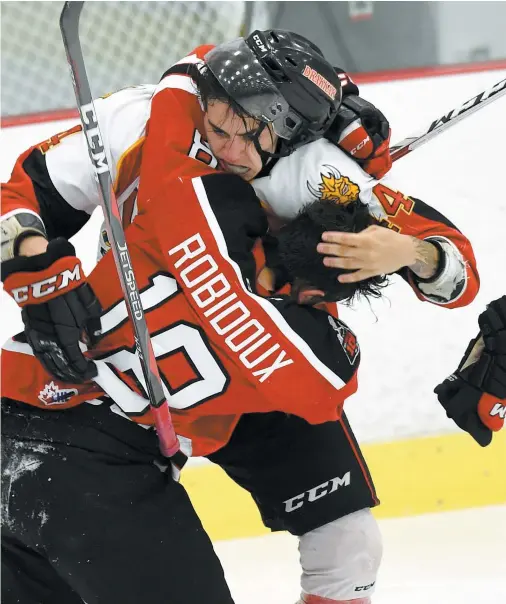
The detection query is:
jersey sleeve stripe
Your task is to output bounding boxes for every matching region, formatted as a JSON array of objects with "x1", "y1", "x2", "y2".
[
  {"x1": 154, "y1": 74, "x2": 198, "y2": 98},
  {"x1": 2, "y1": 338, "x2": 34, "y2": 356}
]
